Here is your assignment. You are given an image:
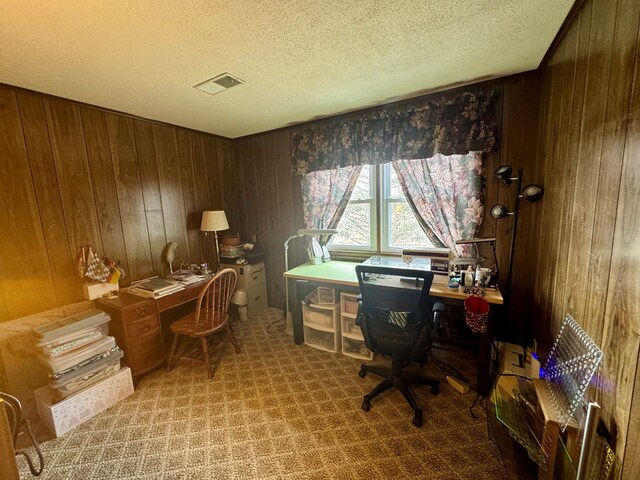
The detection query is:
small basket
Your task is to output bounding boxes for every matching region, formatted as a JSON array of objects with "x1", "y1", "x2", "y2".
[{"x1": 464, "y1": 295, "x2": 489, "y2": 333}]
